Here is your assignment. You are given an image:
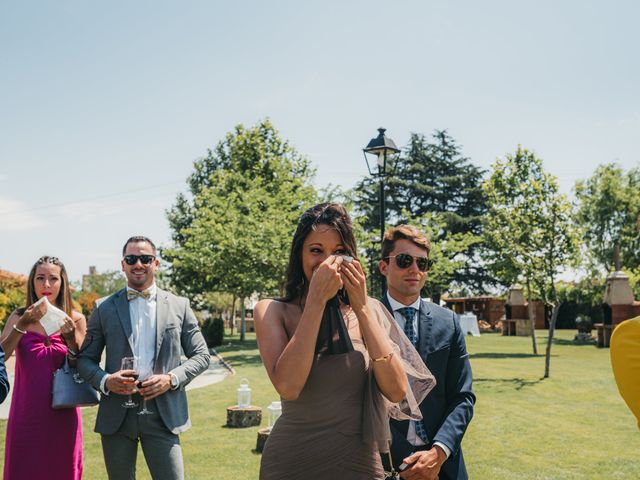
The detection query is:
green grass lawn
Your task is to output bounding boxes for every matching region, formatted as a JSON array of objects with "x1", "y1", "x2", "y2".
[{"x1": 1, "y1": 329, "x2": 638, "y2": 479}]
